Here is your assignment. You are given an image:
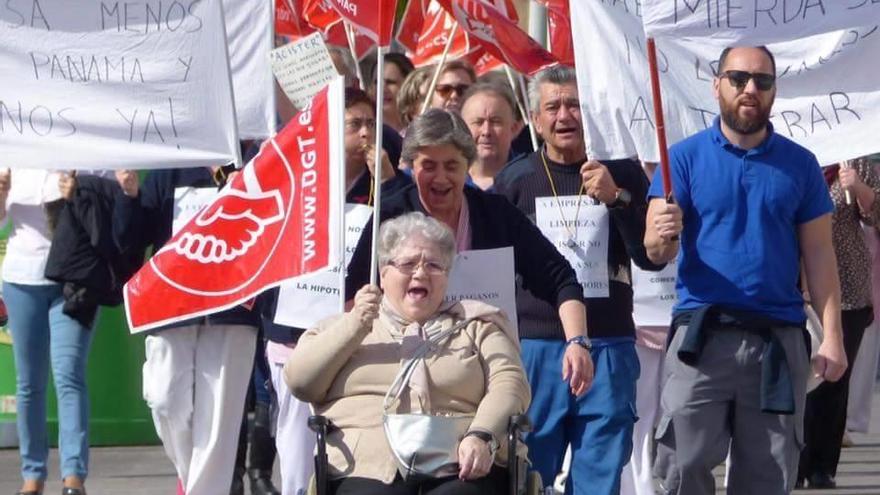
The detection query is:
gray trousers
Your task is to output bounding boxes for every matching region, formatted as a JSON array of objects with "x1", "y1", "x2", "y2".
[{"x1": 656, "y1": 325, "x2": 809, "y2": 495}]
